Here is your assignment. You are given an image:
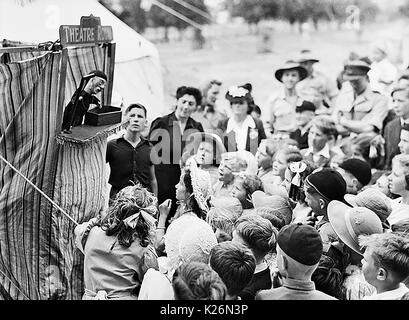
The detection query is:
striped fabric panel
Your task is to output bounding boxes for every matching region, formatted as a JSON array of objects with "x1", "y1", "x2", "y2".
[
  {"x1": 1, "y1": 46, "x2": 109, "y2": 300},
  {"x1": 65, "y1": 46, "x2": 107, "y2": 107},
  {"x1": 52, "y1": 137, "x2": 107, "y2": 300},
  {"x1": 0, "y1": 52, "x2": 61, "y2": 300}
]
